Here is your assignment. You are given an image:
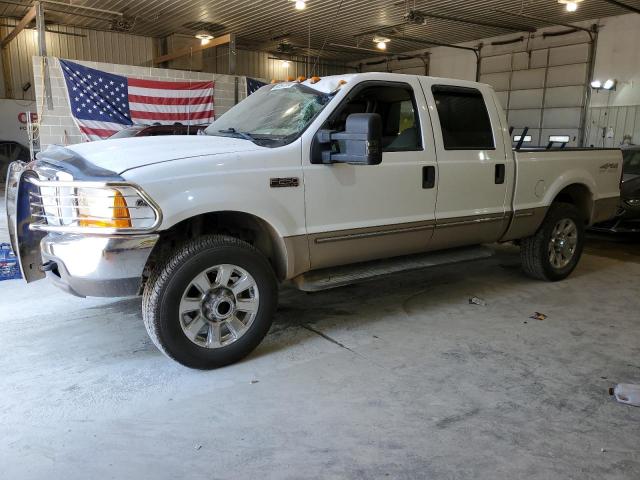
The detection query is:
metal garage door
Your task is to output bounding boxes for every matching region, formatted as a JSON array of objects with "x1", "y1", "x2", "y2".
[{"x1": 480, "y1": 42, "x2": 591, "y2": 148}]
